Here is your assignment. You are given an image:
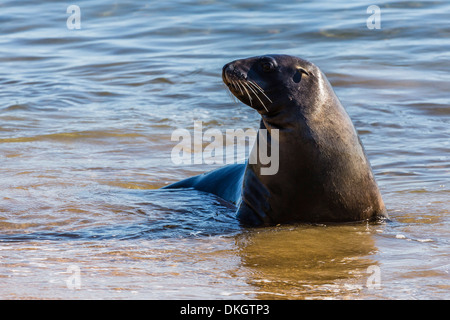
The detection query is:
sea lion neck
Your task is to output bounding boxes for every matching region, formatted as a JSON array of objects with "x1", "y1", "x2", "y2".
[
  {"x1": 259, "y1": 97, "x2": 309, "y2": 132},
  {"x1": 260, "y1": 108, "x2": 296, "y2": 132}
]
